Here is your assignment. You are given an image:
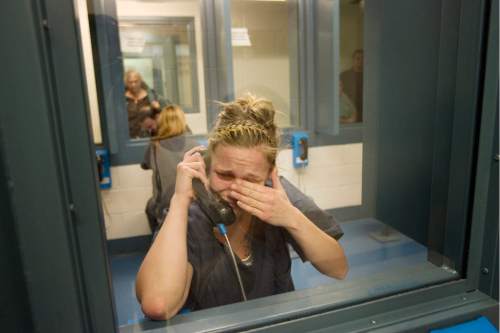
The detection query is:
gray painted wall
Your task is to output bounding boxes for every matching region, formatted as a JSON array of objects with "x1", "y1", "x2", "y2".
[
  {"x1": 364, "y1": 0, "x2": 455, "y2": 246},
  {"x1": 0, "y1": 148, "x2": 33, "y2": 332}
]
